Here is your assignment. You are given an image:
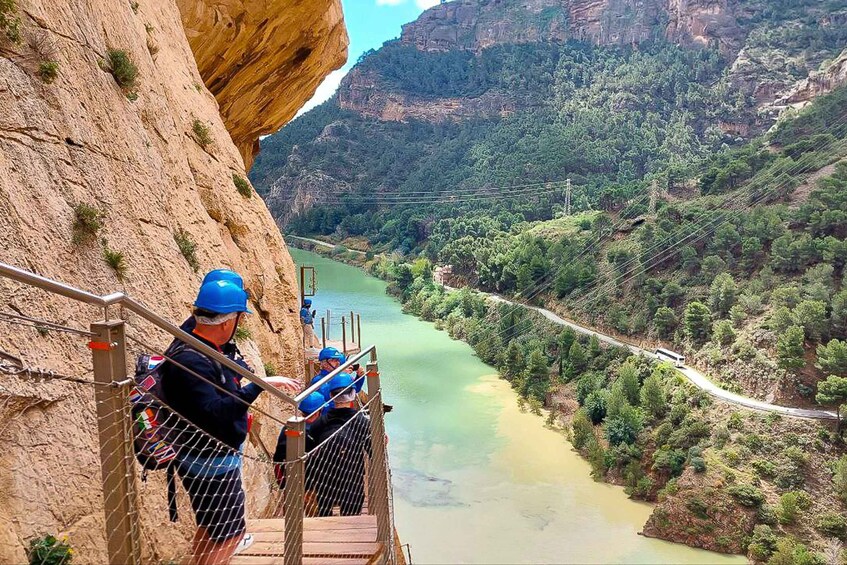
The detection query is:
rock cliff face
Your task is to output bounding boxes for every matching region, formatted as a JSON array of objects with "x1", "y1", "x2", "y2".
[
  {"x1": 177, "y1": 0, "x2": 348, "y2": 169},
  {"x1": 338, "y1": 69, "x2": 521, "y2": 122},
  {"x1": 400, "y1": 0, "x2": 744, "y2": 56},
  {"x1": 0, "y1": 0, "x2": 345, "y2": 562}
]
